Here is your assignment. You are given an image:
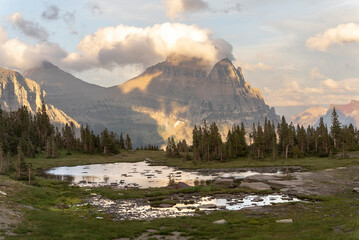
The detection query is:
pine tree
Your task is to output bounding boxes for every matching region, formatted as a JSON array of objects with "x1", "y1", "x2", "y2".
[
  {"x1": 17, "y1": 145, "x2": 27, "y2": 179},
  {"x1": 331, "y1": 108, "x2": 341, "y2": 149},
  {"x1": 125, "y1": 134, "x2": 132, "y2": 150}
]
